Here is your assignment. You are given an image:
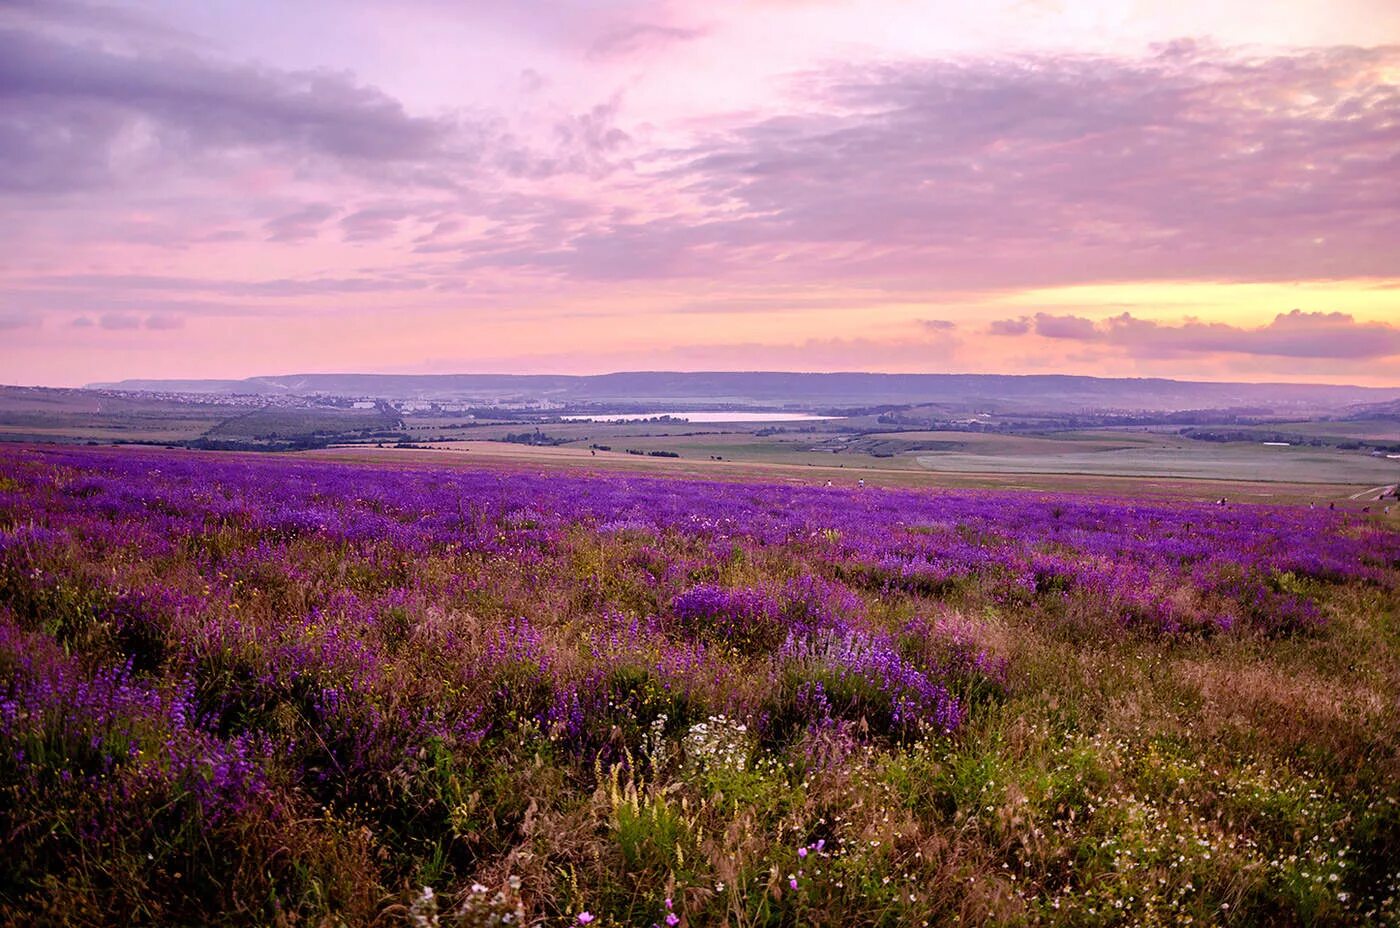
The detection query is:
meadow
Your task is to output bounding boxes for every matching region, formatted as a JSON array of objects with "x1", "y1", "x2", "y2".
[
  {"x1": 394, "y1": 420, "x2": 1400, "y2": 486},
  {"x1": 1, "y1": 445, "x2": 1398, "y2": 926}
]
